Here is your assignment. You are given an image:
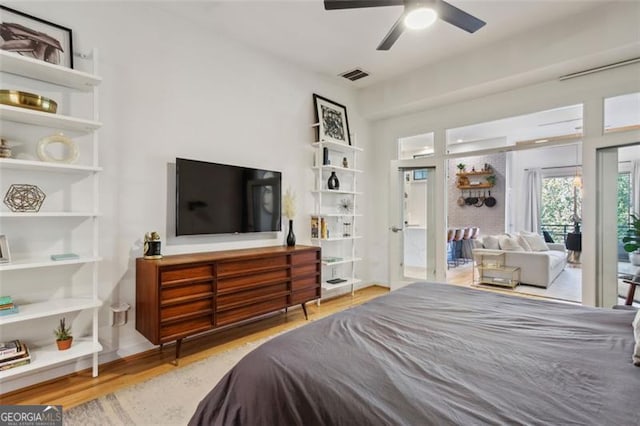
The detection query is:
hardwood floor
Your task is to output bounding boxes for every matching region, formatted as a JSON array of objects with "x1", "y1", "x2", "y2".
[{"x1": 0, "y1": 286, "x2": 389, "y2": 409}]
